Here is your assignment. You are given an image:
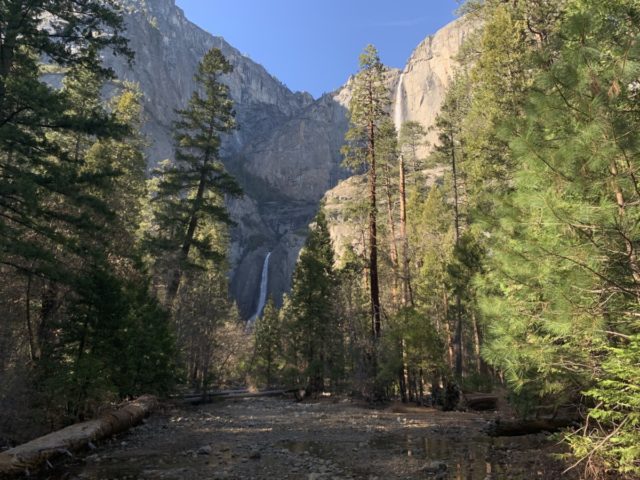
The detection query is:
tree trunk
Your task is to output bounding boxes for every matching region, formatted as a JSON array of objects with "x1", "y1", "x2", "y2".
[
  {"x1": 165, "y1": 149, "x2": 212, "y2": 306},
  {"x1": 486, "y1": 416, "x2": 579, "y2": 437},
  {"x1": 25, "y1": 273, "x2": 37, "y2": 361},
  {"x1": 471, "y1": 311, "x2": 483, "y2": 374},
  {"x1": 368, "y1": 119, "x2": 381, "y2": 339},
  {"x1": 0, "y1": 396, "x2": 157, "y2": 476},
  {"x1": 450, "y1": 127, "x2": 463, "y2": 379},
  {"x1": 382, "y1": 162, "x2": 400, "y2": 307},
  {"x1": 399, "y1": 154, "x2": 413, "y2": 306},
  {"x1": 443, "y1": 291, "x2": 454, "y2": 371}
]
